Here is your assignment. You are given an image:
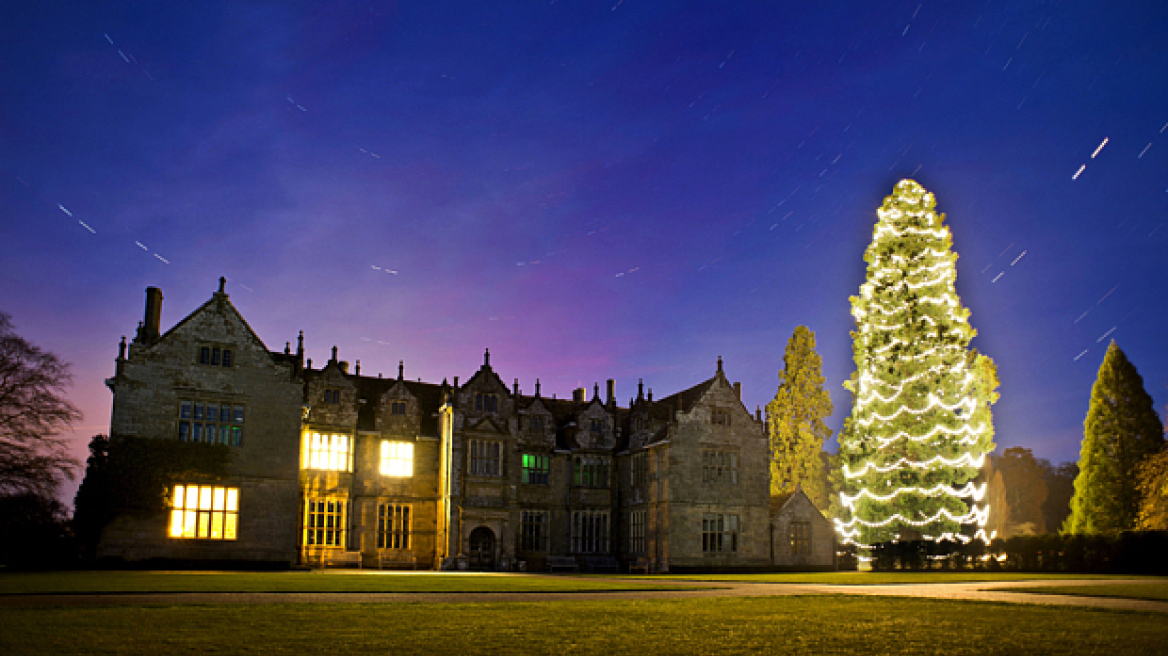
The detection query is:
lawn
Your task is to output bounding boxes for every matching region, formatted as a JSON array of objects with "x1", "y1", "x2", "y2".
[
  {"x1": 619, "y1": 571, "x2": 1156, "y2": 585},
  {"x1": 0, "y1": 570, "x2": 693, "y2": 595},
  {"x1": 1, "y1": 596, "x2": 1164, "y2": 655},
  {"x1": 1009, "y1": 584, "x2": 1168, "y2": 602}
]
